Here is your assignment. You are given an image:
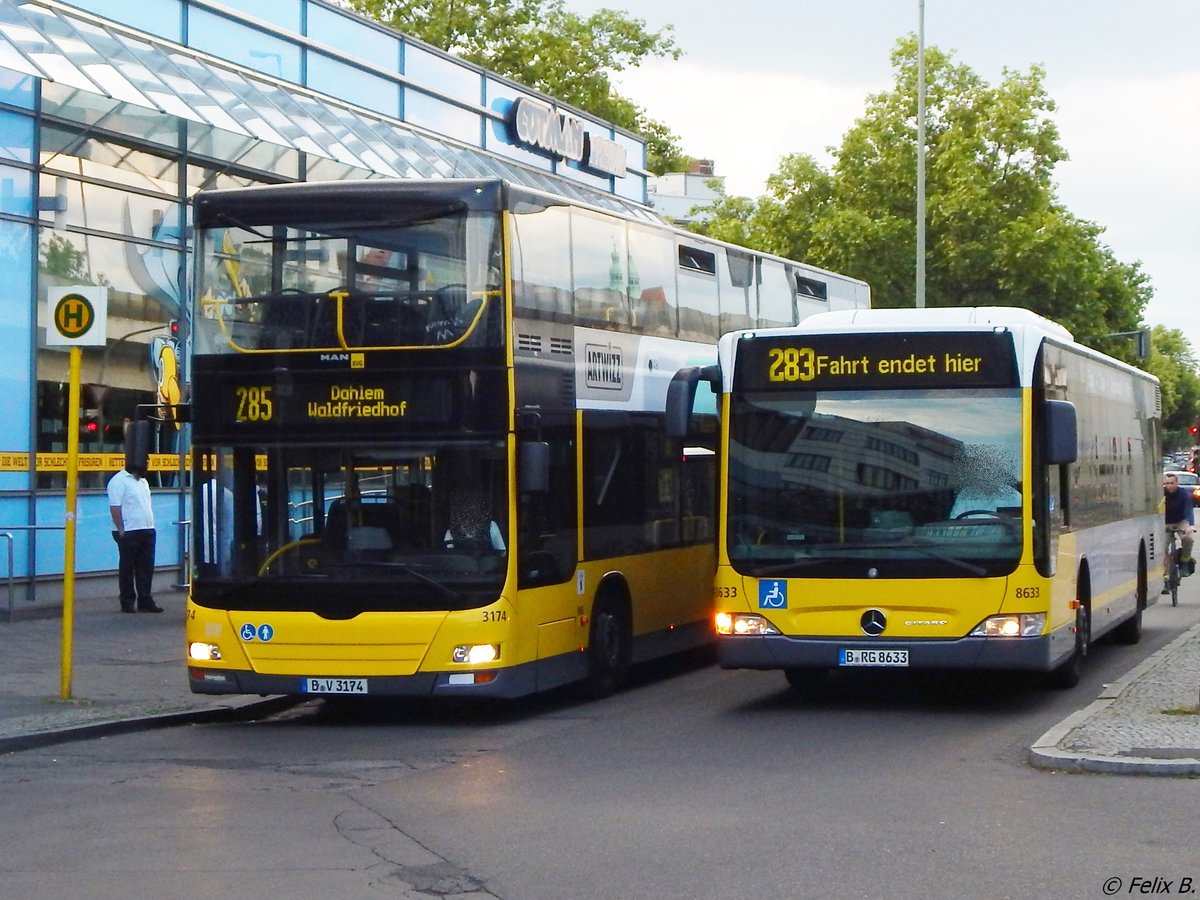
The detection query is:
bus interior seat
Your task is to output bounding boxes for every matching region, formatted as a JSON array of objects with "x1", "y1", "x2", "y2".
[
  {"x1": 647, "y1": 518, "x2": 679, "y2": 547},
  {"x1": 309, "y1": 297, "x2": 340, "y2": 348},
  {"x1": 360, "y1": 296, "x2": 427, "y2": 345},
  {"x1": 257, "y1": 296, "x2": 312, "y2": 349},
  {"x1": 302, "y1": 290, "x2": 367, "y2": 347},
  {"x1": 324, "y1": 498, "x2": 412, "y2": 556},
  {"x1": 346, "y1": 525, "x2": 393, "y2": 558}
]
